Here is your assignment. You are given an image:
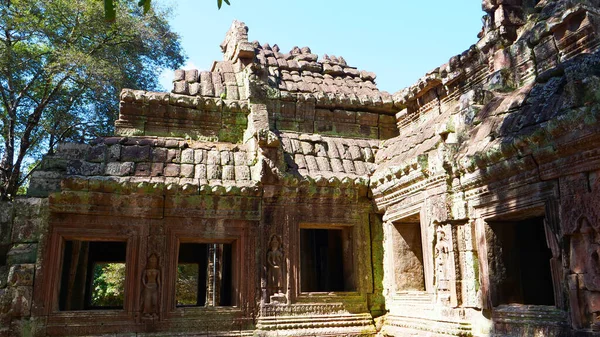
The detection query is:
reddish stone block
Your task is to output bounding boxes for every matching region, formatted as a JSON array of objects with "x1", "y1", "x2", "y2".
[
  {"x1": 164, "y1": 163, "x2": 181, "y2": 177},
  {"x1": 134, "y1": 162, "x2": 151, "y2": 176}
]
